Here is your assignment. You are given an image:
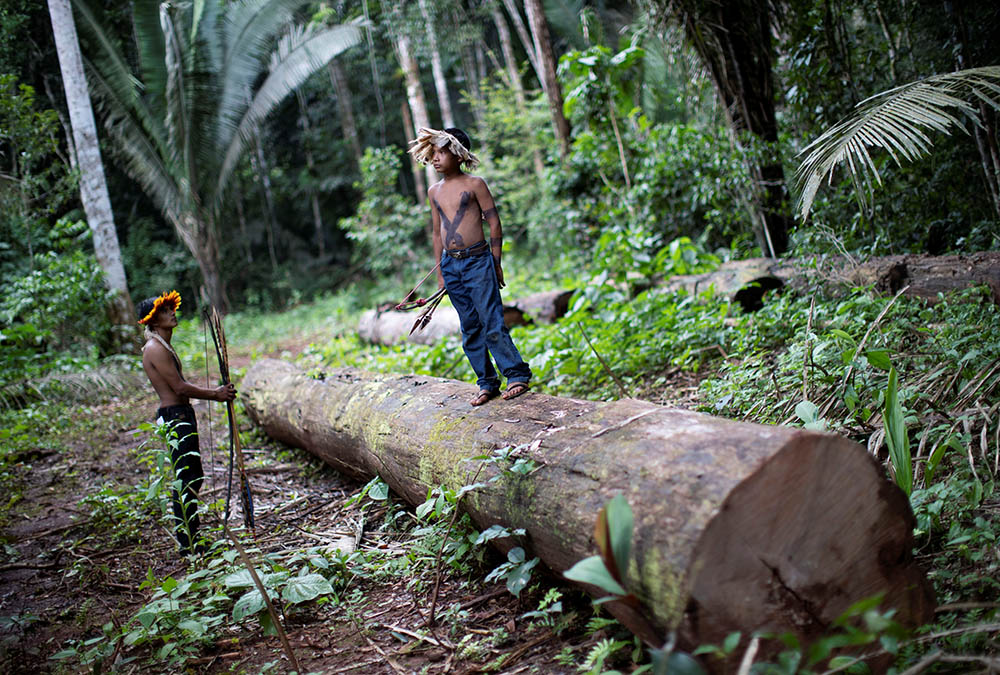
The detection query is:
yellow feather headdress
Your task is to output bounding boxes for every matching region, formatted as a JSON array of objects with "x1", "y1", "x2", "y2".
[
  {"x1": 137, "y1": 290, "x2": 181, "y2": 325},
  {"x1": 407, "y1": 127, "x2": 480, "y2": 170}
]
